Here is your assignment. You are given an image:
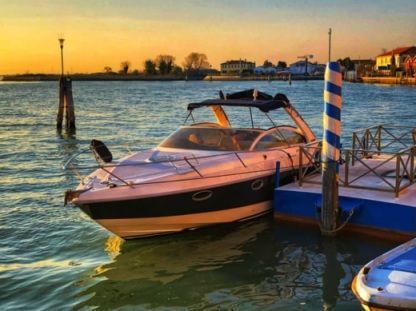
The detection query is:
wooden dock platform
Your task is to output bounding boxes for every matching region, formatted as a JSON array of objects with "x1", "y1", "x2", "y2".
[{"x1": 274, "y1": 125, "x2": 416, "y2": 241}]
